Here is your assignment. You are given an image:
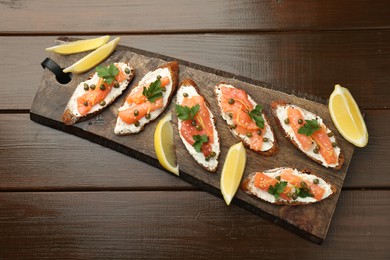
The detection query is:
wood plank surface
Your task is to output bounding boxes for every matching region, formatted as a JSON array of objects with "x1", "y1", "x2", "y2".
[
  {"x1": 0, "y1": 110, "x2": 387, "y2": 190},
  {"x1": 1, "y1": 32, "x2": 389, "y2": 110},
  {"x1": 0, "y1": 190, "x2": 388, "y2": 259},
  {"x1": 0, "y1": 0, "x2": 389, "y2": 34}
]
